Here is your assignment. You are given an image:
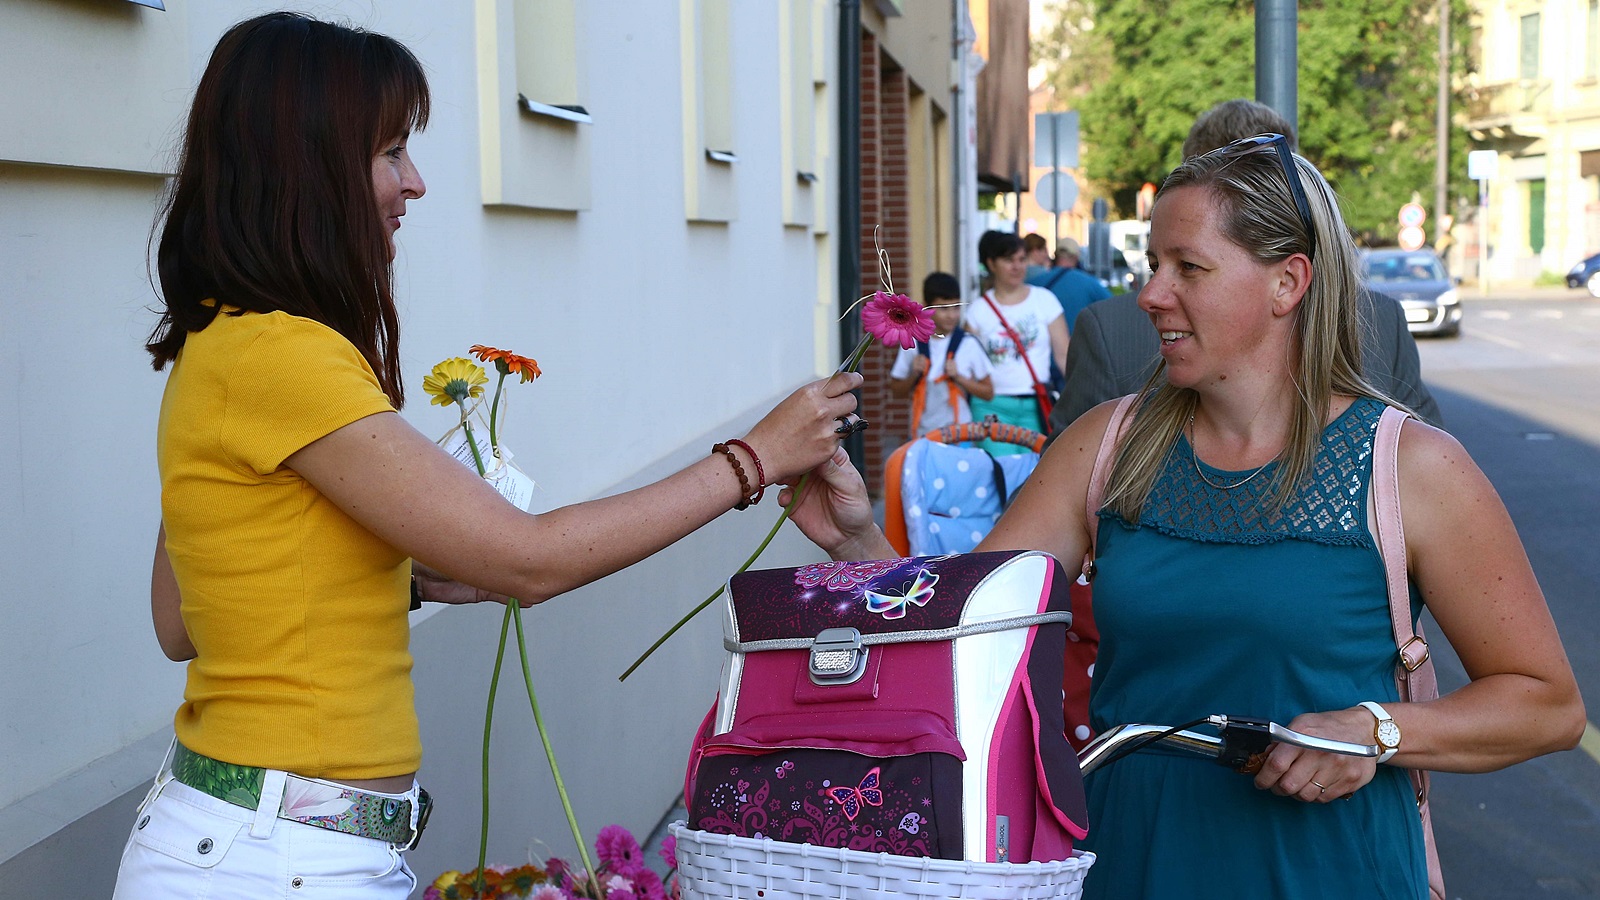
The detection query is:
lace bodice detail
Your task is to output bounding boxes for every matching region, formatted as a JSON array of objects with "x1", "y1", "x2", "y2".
[{"x1": 1103, "y1": 397, "x2": 1385, "y2": 548}]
